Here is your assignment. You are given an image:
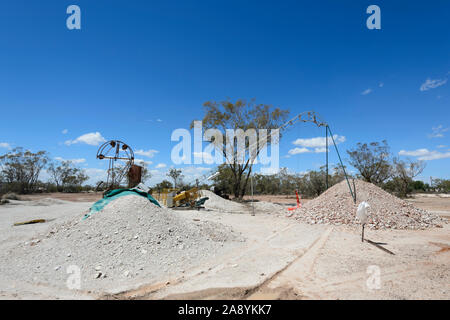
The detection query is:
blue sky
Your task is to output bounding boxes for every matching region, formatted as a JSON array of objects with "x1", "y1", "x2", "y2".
[{"x1": 0, "y1": 0, "x2": 449, "y2": 185}]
